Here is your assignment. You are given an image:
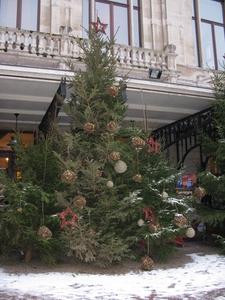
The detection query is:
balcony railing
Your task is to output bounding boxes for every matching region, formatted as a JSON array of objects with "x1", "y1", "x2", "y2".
[{"x1": 0, "y1": 26, "x2": 177, "y2": 70}]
